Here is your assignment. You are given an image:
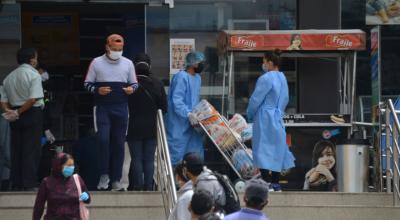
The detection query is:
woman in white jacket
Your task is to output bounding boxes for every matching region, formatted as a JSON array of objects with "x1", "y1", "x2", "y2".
[{"x1": 169, "y1": 163, "x2": 194, "y2": 220}]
